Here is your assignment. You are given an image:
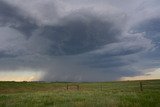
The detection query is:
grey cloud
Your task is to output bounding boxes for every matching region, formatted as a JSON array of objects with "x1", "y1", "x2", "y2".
[
  {"x1": 0, "y1": 0, "x2": 158, "y2": 81},
  {"x1": 36, "y1": 13, "x2": 121, "y2": 55},
  {"x1": 133, "y1": 17, "x2": 160, "y2": 62},
  {"x1": 4, "y1": 0, "x2": 60, "y2": 26},
  {"x1": 0, "y1": 0, "x2": 37, "y2": 37}
]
